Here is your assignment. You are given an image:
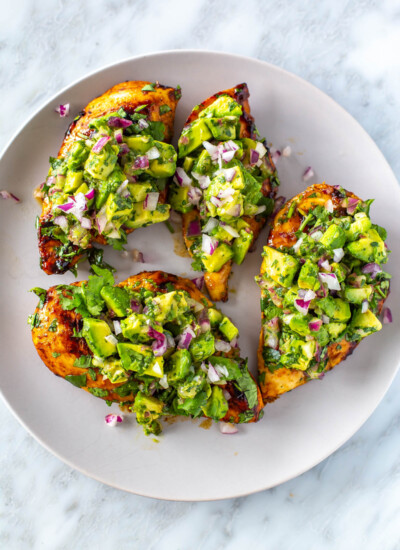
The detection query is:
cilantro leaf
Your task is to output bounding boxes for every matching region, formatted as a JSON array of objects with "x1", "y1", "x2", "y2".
[
  {"x1": 159, "y1": 105, "x2": 171, "y2": 115},
  {"x1": 142, "y1": 83, "x2": 156, "y2": 92},
  {"x1": 73, "y1": 355, "x2": 92, "y2": 368},
  {"x1": 65, "y1": 374, "x2": 87, "y2": 388},
  {"x1": 30, "y1": 287, "x2": 47, "y2": 309}
]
